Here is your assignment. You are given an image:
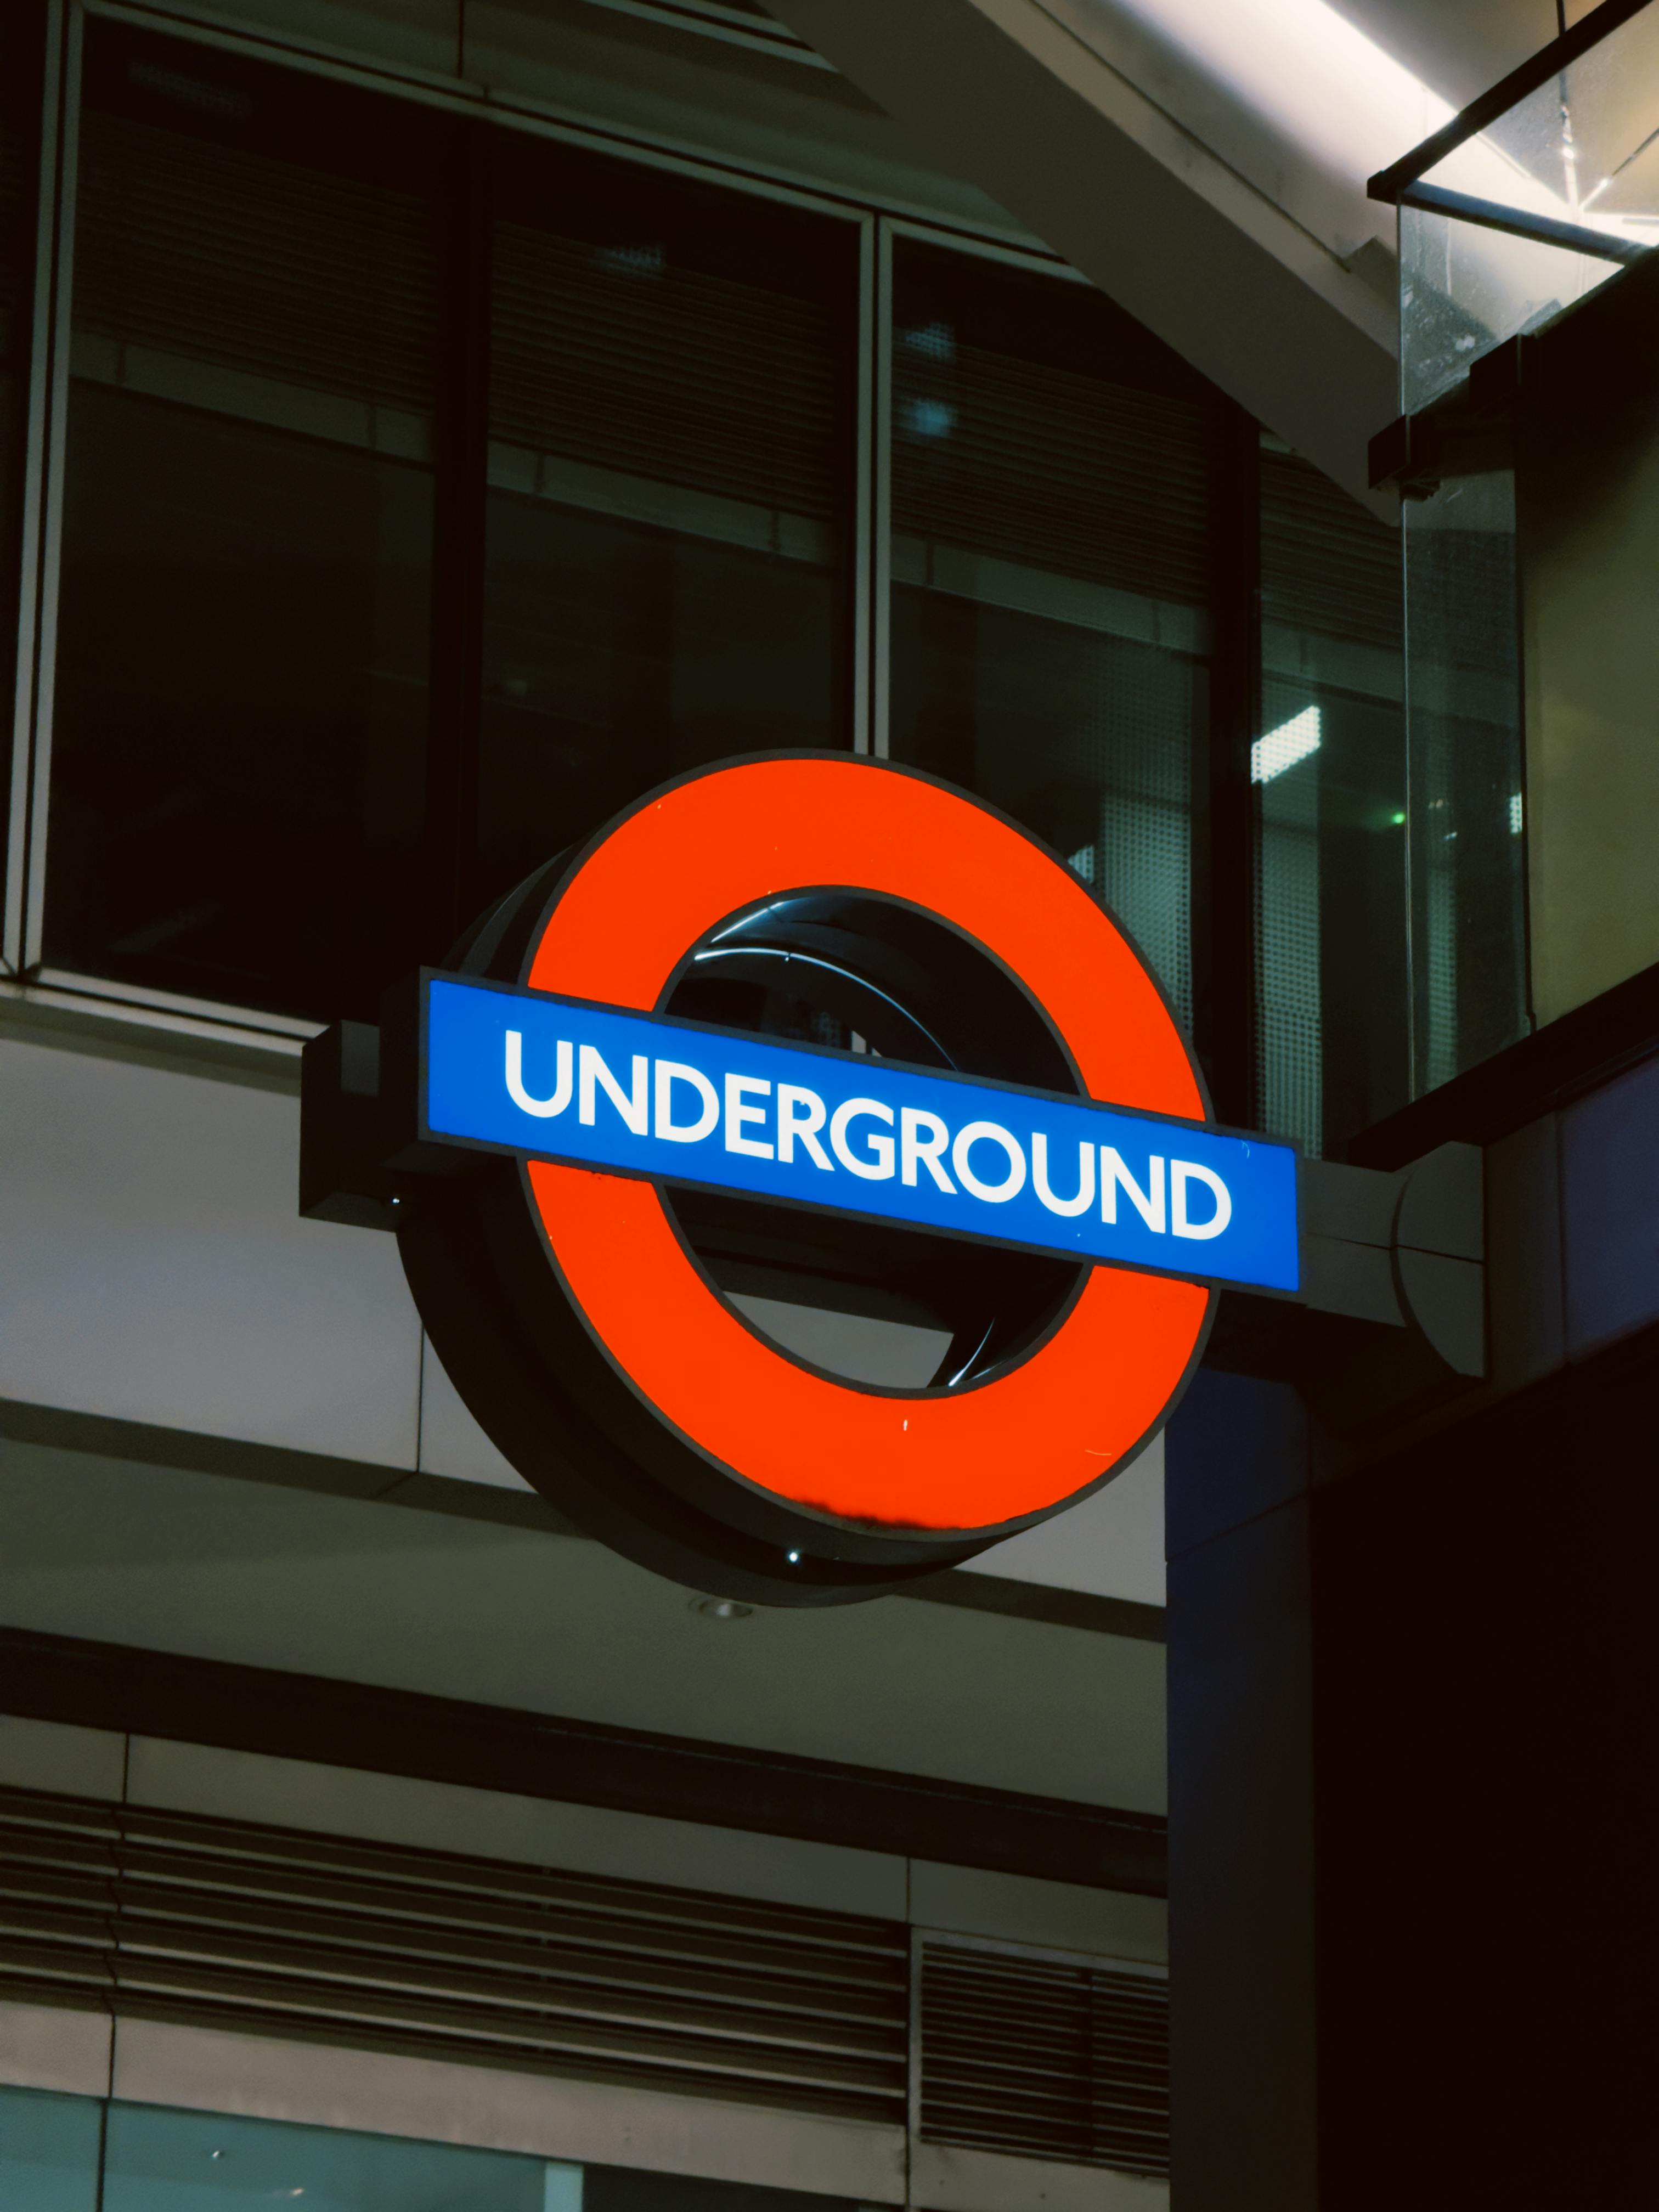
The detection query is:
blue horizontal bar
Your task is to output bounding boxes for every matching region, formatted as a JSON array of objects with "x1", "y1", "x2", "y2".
[{"x1": 422, "y1": 975, "x2": 1300, "y2": 1294}]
